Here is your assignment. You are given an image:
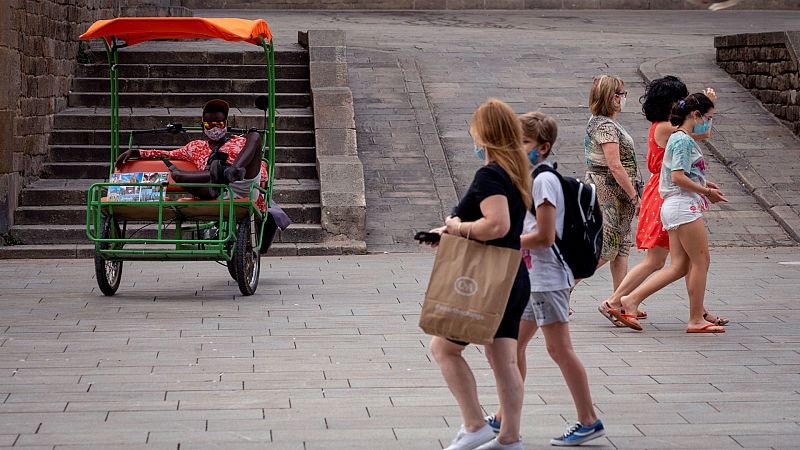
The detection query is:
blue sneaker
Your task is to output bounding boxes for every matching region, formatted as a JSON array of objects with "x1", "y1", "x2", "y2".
[
  {"x1": 484, "y1": 415, "x2": 501, "y2": 434},
  {"x1": 550, "y1": 420, "x2": 605, "y2": 446}
]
